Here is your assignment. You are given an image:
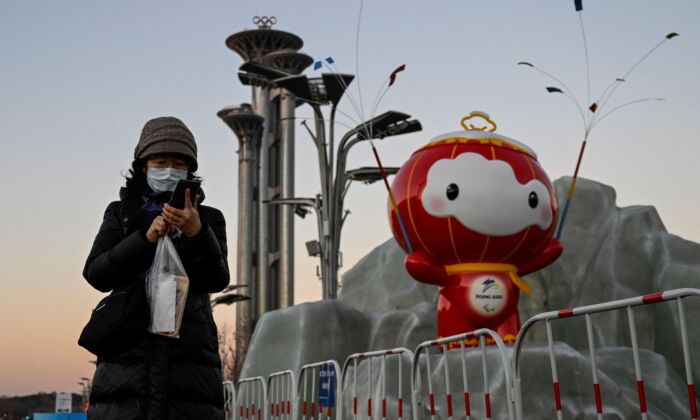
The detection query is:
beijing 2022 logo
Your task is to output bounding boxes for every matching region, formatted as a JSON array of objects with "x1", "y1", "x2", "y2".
[{"x1": 469, "y1": 276, "x2": 508, "y2": 316}]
